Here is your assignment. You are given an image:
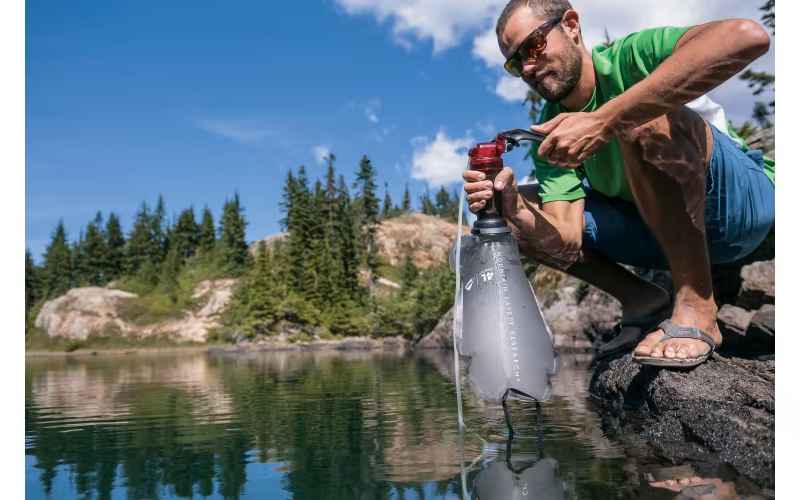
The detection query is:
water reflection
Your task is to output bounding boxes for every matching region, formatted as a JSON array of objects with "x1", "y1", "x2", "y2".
[
  {"x1": 462, "y1": 404, "x2": 567, "y2": 500},
  {"x1": 26, "y1": 350, "x2": 754, "y2": 499}
]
